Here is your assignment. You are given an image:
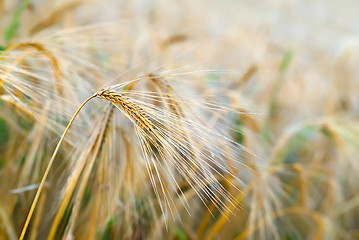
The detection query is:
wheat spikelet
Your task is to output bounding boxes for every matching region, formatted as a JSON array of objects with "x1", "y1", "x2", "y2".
[{"x1": 96, "y1": 89, "x2": 154, "y2": 131}]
